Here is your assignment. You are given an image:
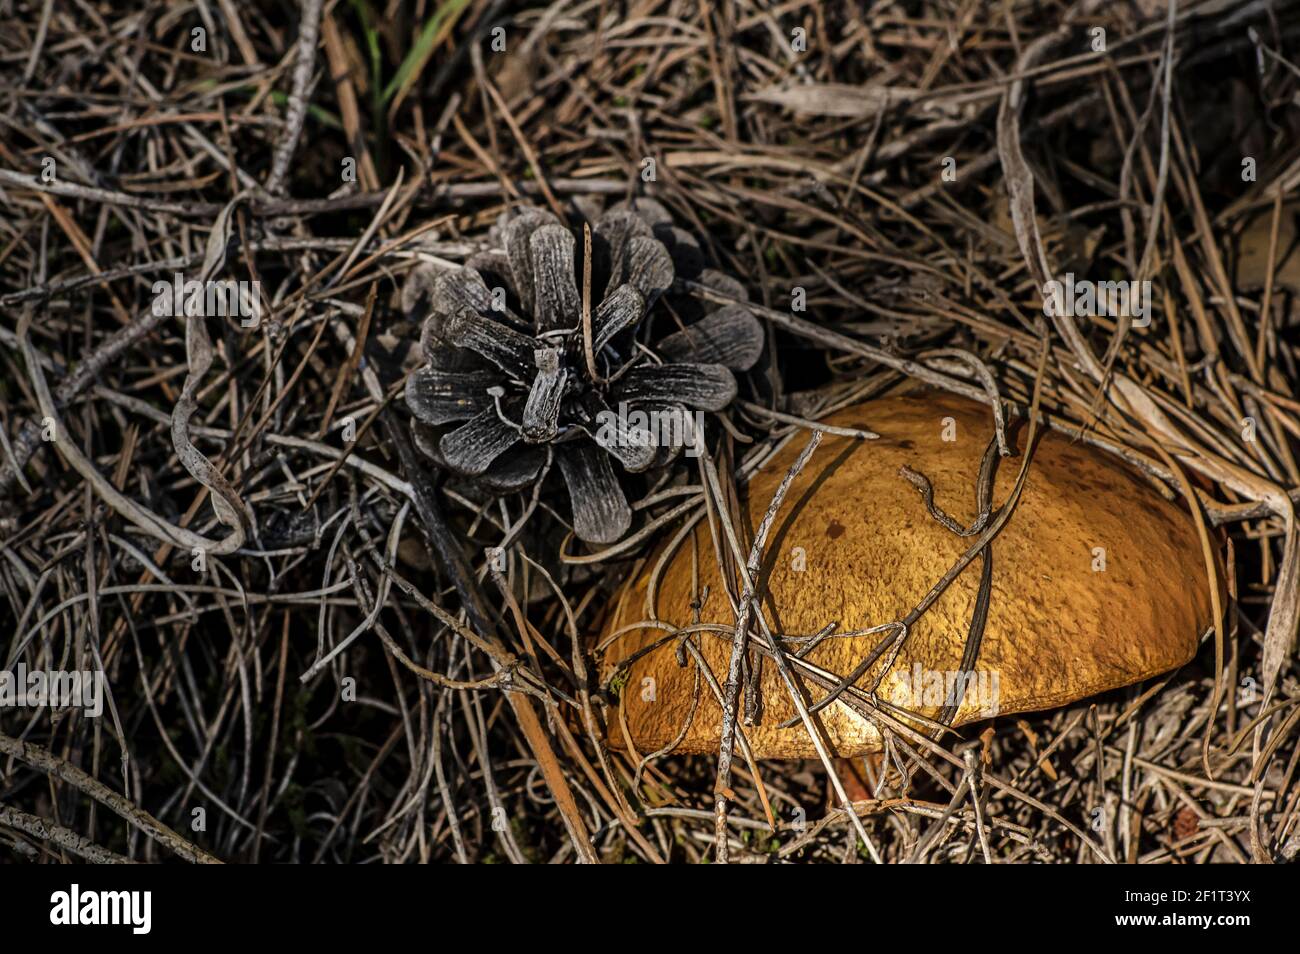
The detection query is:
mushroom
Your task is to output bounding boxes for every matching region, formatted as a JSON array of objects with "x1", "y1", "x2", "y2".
[{"x1": 598, "y1": 390, "x2": 1223, "y2": 759}]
